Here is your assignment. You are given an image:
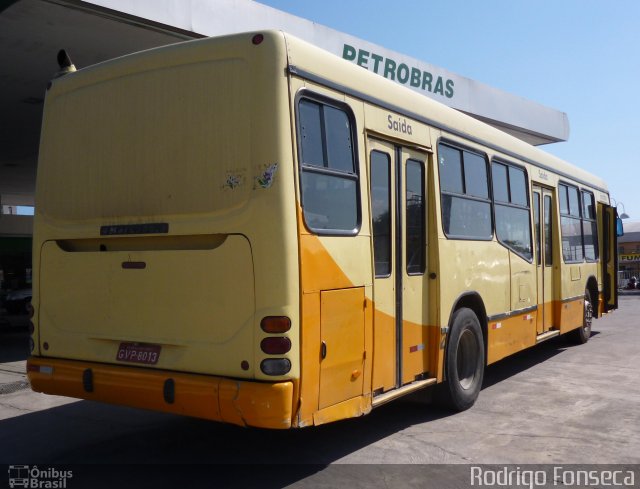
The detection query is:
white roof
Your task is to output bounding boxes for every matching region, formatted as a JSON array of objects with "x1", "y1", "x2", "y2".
[{"x1": 619, "y1": 221, "x2": 640, "y2": 243}]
